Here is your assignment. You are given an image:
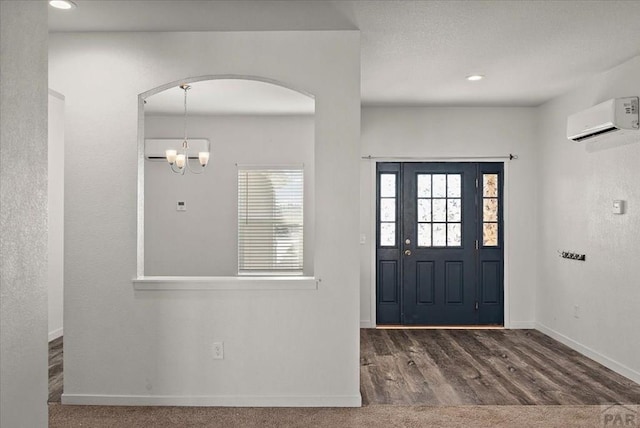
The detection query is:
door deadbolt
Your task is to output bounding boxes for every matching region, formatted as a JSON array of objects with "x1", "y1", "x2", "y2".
[{"x1": 405, "y1": 238, "x2": 411, "y2": 245}]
